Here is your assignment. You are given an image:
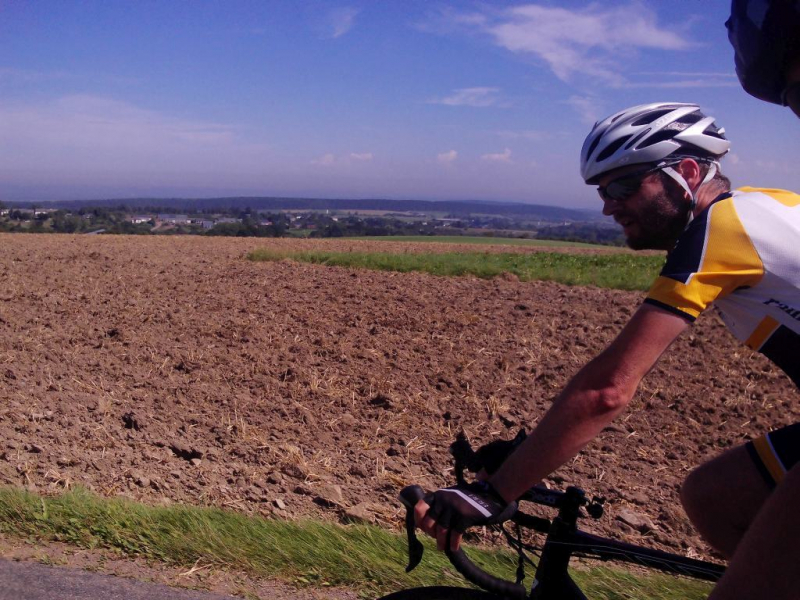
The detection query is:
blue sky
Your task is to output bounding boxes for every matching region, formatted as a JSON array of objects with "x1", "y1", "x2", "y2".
[{"x1": 1, "y1": 0, "x2": 799, "y2": 208}]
